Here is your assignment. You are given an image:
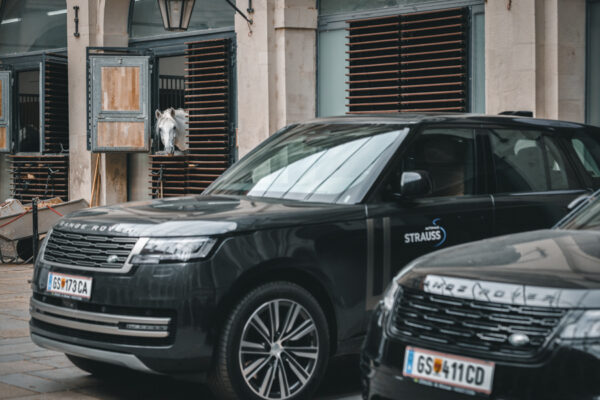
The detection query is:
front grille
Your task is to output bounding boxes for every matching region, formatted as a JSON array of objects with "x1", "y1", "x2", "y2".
[
  {"x1": 391, "y1": 288, "x2": 567, "y2": 361},
  {"x1": 43, "y1": 228, "x2": 138, "y2": 269}
]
